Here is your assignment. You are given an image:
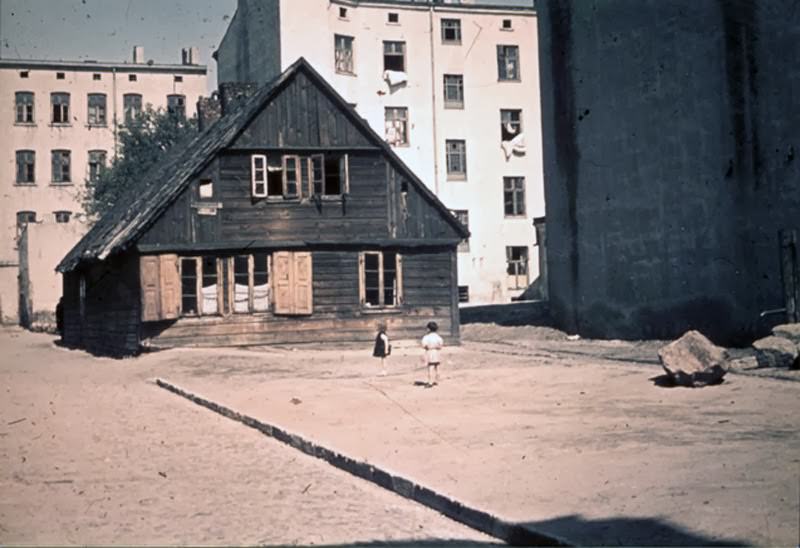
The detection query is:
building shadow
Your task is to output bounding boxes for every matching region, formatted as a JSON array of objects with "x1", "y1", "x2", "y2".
[
  {"x1": 521, "y1": 513, "x2": 748, "y2": 547},
  {"x1": 259, "y1": 541, "x2": 504, "y2": 548}
]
